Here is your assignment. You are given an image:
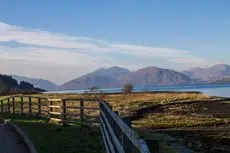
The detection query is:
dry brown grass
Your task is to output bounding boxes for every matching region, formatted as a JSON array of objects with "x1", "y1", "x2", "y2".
[
  {"x1": 132, "y1": 99, "x2": 230, "y2": 129},
  {"x1": 134, "y1": 114, "x2": 230, "y2": 129},
  {"x1": 101, "y1": 92, "x2": 220, "y2": 116}
]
